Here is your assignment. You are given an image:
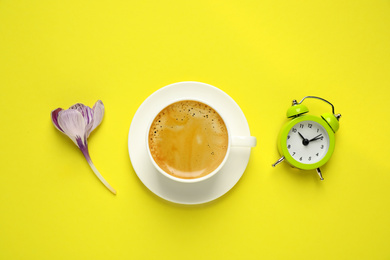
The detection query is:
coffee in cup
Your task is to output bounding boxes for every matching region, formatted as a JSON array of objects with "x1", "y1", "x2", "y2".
[{"x1": 148, "y1": 100, "x2": 228, "y2": 180}]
